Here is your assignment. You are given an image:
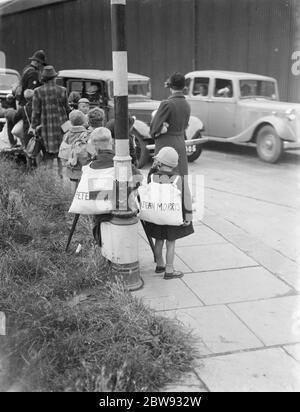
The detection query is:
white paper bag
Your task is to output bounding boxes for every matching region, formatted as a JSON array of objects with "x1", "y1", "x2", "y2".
[
  {"x1": 69, "y1": 164, "x2": 115, "y2": 215},
  {"x1": 138, "y1": 176, "x2": 184, "y2": 226}
]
